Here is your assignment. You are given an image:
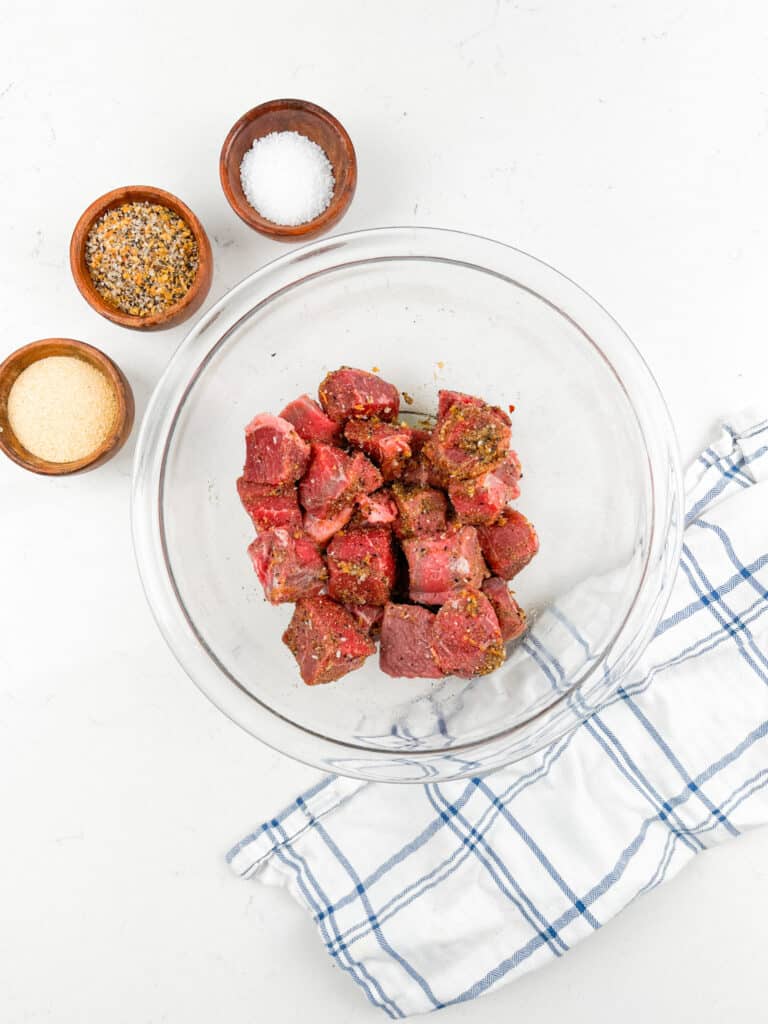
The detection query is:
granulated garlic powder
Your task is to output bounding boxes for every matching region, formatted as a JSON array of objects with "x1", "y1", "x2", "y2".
[{"x1": 8, "y1": 356, "x2": 118, "y2": 462}]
